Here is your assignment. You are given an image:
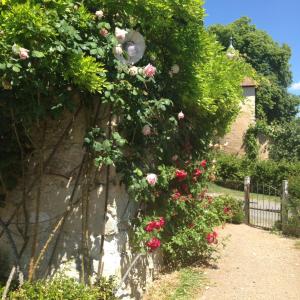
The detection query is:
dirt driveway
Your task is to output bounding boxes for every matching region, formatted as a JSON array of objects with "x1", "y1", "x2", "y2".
[{"x1": 199, "y1": 224, "x2": 300, "y2": 300}]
